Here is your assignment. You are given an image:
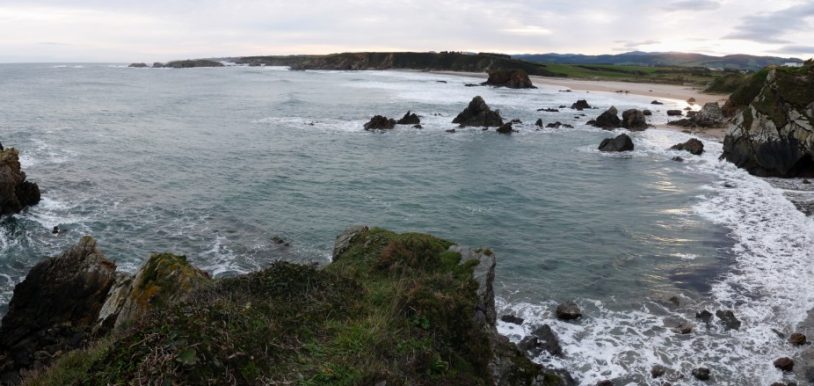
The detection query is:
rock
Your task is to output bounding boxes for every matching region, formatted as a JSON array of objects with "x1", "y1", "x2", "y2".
[
  {"x1": 790, "y1": 332, "x2": 807, "y2": 346},
  {"x1": 651, "y1": 365, "x2": 668, "y2": 378},
  {"x1": 0, "y1": 148, "x2": 41, "y2": 216},
  {"x1": 651, "y1": 100, "x2": 664, "y2": 105},
  {"x1": 537, "y1": 108, "x2": 559, "y2": 112},
  {"x1": 535, "y1": 119, "x2": 544, "y2": 128},
  {"x1": 804, "y1": 179, "x2": 811, "y2": 184},
  {"x1": 774, "y1": 357, "x2": 795, "y2": 372},
  {"x1": 598, "y1": 134, "x2": 634, "y2": 152},
  {"x1": 622, "y1": 109, "x2": 648, "y2": 131},
  {"x1": 673, "y1": 321, "x2": 694, "y2": 334},
  {"x1": 590, "y1": 107, "x2": 622, "y2": 129},
  {"x1": 571, "y1": 100, "x2": 591, "y2": 110},
  {"x1": 482, "y1": 69, "x2": 536, "y2": 89},
  {"x1": 496, "y1": 123, "x2": 516, "y2": 134},
  {"x1": 518, "y1": 325, "x2": 563, "y2": 357},
  {"x1": 161, "y1": 59, "x2": 224, "y2": 68},
  {"x1": 396, "y1": 111, "x2": 421, "y2": 125},
  {"x1": 716, "y1": 310, "x2": 741, "y2": 330},
  {"x1": 722, "y1": 63, "x2": 814, "y2": 177},
  {"x1": 500, "y1": 315, "x2": 524, "y2": 325},
  {"x1": 465, "y1": 83, "x2": 479, "y2": 87},
  {"x1": 694, "y1": 102, "x2": 725, "y2": 127},
  {"x1": 446, "y1": 129, "x2": 457, "y2": 133},
  {"x1": 152, "y1": 62, "x2": 165, "y2": 68},
  {"x1": 546, "y1": 122, "x2": 572, "y2": 129},
  {"x1": 696, "y1": 309, "x2": 713, "y2": 324},
  {"x1": 596, "y1": 381, "x2": 613, "y2": 386},
  {"x1": 510, "y1": 119, "x2": 522, "y2": 124},
  {"x1": 671, "y1": 138, "x2": 705, "y2": 155},
  {"x1": 643, "y1": 109, "x2": 653, "y2": 116},
  {"x1": 128, "y1": 62, "x2": 148, "y2": 68},
  {"x1": 413, "y1": 124, "x2": 422, "y2": 129},
  {"x1": 668, "y1": 118, "x2": 693, "y2": 127},
  {"x1": 667, "y1": 110, "x2": 683, "y2": 116},
  {"x1": 51, "y1": 226, "x2": 59, "y2": 234},
  {"x1": 688, "y1": 97, "x2": 696, "y2": 104},
  {"x1": 672, "y1": 156, "x2": 684, "y2": 162},
  {"x1": 692, "y1": 367, "x2": 711, "y2": 380},
  {"x1": 436, "y1": 80, "x2": 447, "y2": 83},
  {"x1": 452, "y1": 96, "x2": 504, "y2": 127},
  {"x1": 364, "y1": 115, "x2": 397, "y2": 130},
  {"x1": 555, "y1": 302, "x2": 582, "y2": 320},
  {"x1": 333, "y1": 225, "x2": 369, "y2": 260},
  {"x1": 0, "y1": 237, "x2": 117, "y2": 379}
]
